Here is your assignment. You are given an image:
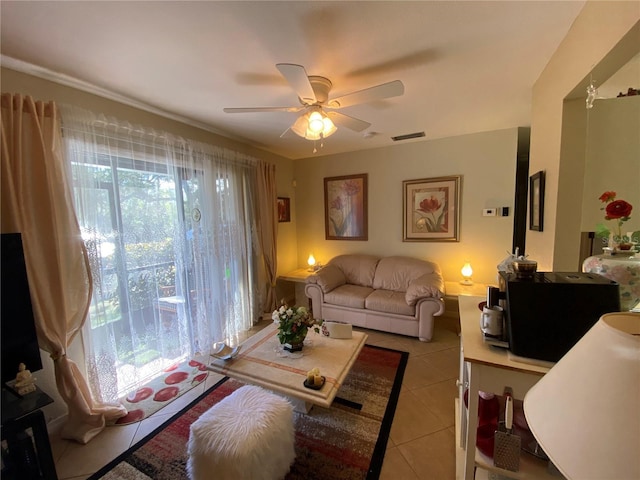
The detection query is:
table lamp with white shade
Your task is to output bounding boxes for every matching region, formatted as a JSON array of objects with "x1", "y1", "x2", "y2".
[{"x1": 523, "y1": 312, "x2": 640, "y2": 479}]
